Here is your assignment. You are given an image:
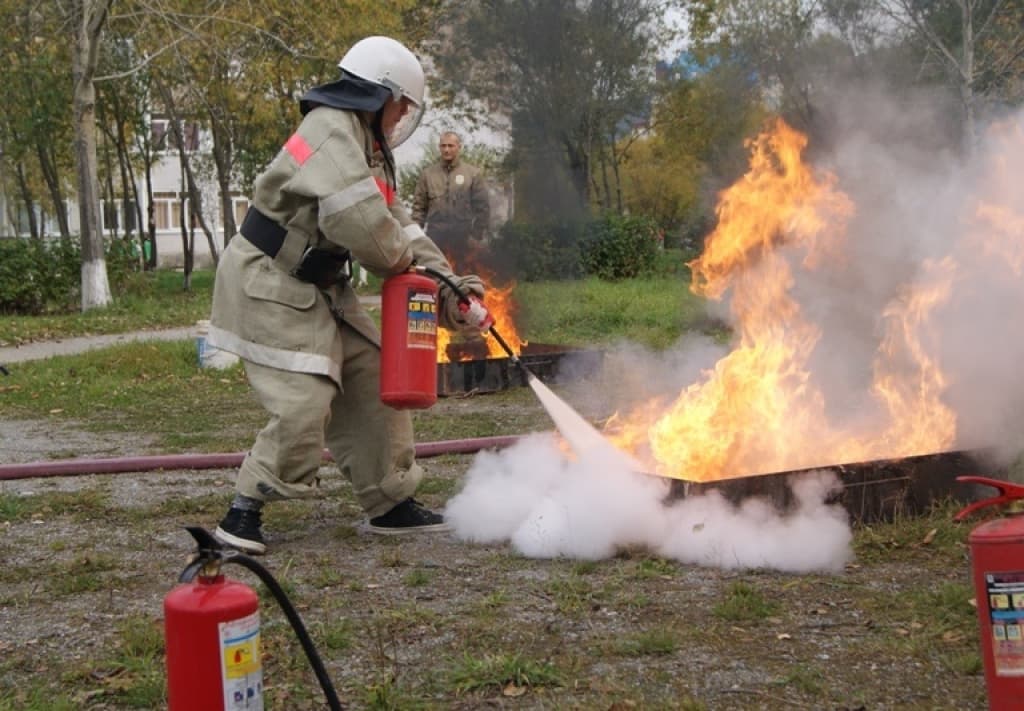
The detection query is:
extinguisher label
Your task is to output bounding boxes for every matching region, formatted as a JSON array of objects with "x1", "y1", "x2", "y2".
[
  {"x1": 985, "y1": 571, "x2": 1024, "y2": 677},
  {"x1": 219, "y1": 610, "x2": 264, "y2": 709},
  {"x1": 406, "y1": 289, "x2": 437, "y2": 350}
]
